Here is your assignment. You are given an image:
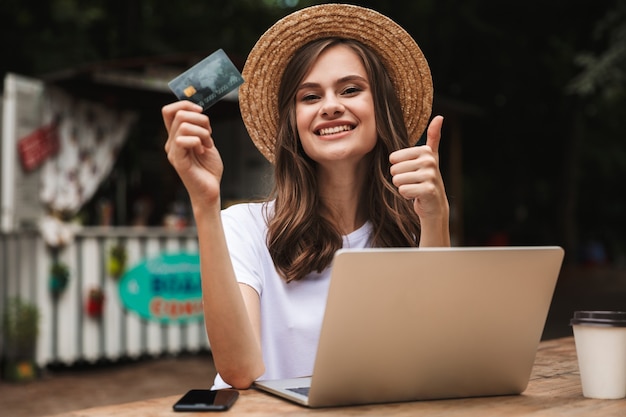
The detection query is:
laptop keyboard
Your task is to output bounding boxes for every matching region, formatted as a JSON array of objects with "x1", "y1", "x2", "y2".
[{"x1": 287, "y1": 387, "x2": 310, "y2": 397}]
